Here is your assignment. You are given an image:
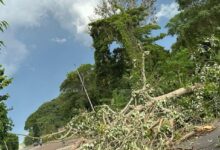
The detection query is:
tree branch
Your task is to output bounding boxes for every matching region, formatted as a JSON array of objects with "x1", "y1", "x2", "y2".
[
  {"x1": 4, "y1": 140, "x2": 8, "y2": 150},
  {"x1": 131, "y1": 84, "x2": 203, "y2": 112},
  {"x1": 76, "y1": 69, "x2": 95, "y2": 112},
  {"x1": 153, "y1": 84, "x2": 203, "y2": 102}
]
